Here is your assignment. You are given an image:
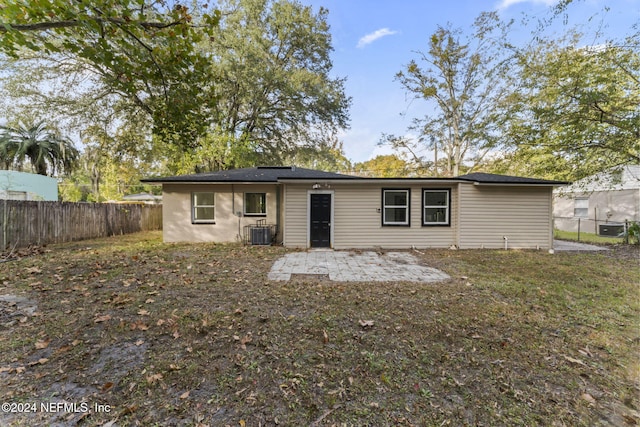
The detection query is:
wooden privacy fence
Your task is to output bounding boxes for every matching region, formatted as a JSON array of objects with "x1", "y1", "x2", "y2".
[{"x1": 0, "y1": 200, "x2": 162, "y2": 250}]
